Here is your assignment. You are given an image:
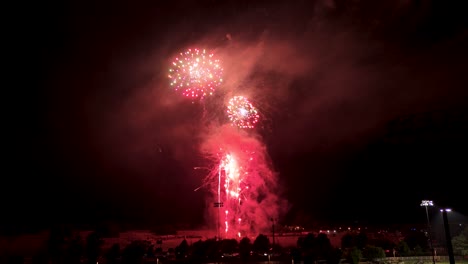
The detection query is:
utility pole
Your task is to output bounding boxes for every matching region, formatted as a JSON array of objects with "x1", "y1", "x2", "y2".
[
  {"x1": 214, "y1": 202, "x2": 223, "y2": 239},
  {"x1": 271, "y1": 218, "x2": 276, "y2": 247},
  {"x1": 421, "y1": 200, "x2": 436, "y2": 264},
  {"x1": 441, "y1": 209, "x2": 455, "y2": 264}
]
